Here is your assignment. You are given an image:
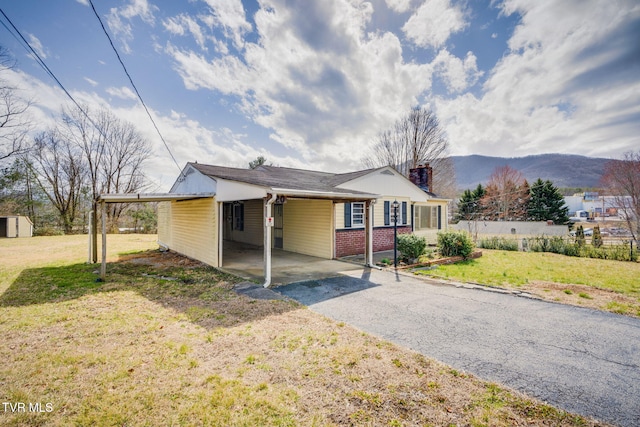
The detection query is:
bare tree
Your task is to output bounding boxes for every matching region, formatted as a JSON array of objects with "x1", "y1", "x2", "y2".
[
  {"x1": 60, "y1": 105, "x2": 150, "y2": 232},
  {"x1": 31, "y1": 130, "x2": 86, "y2": 233},
  {"x1": 0, "y1": 47, "x2": 31, "y2": 163},
  {"x1": 481, "y1": 165, "x2": 529, "y2": 221},
  {"x1": 363, "y1": 106, "x2": 455, "y2": 197},
  {"x1": 602, "y1": 151, "x2": 640, "y2": 240}
]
